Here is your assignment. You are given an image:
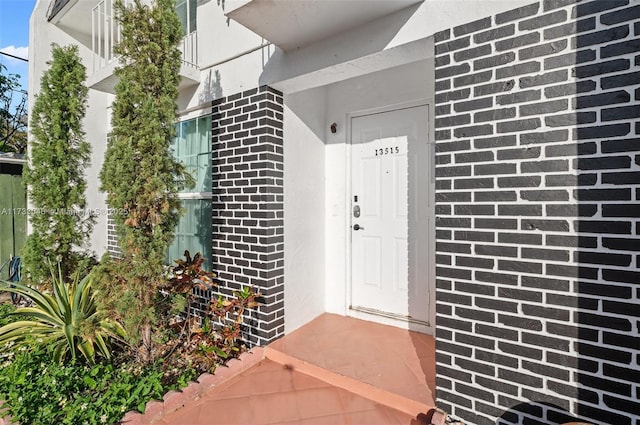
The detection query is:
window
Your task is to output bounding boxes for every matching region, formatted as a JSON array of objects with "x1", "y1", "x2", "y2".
[
  {"x1": 167, "y1": 115, "x2": 212, "y2": 269},
  {"x1": 176, "y1": 0, "x2": 197, "y2": 35},
  {"x1": 172, "y1": 117, "x2": 211, "y2": 193}
]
